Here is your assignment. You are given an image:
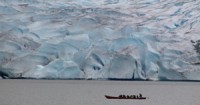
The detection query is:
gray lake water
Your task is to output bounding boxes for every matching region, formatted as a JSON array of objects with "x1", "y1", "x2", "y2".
[{"x1": 0, "y1": 80, "x2": 200, "y2": 105}]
